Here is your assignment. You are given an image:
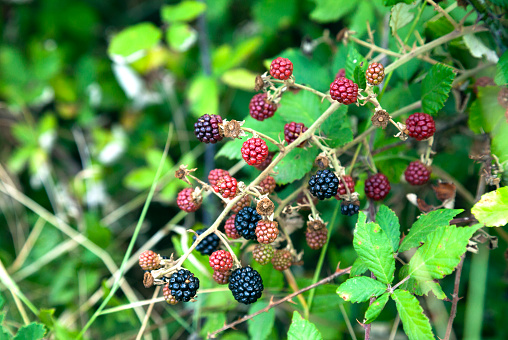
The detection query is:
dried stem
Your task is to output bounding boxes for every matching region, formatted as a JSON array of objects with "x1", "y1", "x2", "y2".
[{"x1": 444, "y1": 254, "x2": 465, "y2": 340}]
